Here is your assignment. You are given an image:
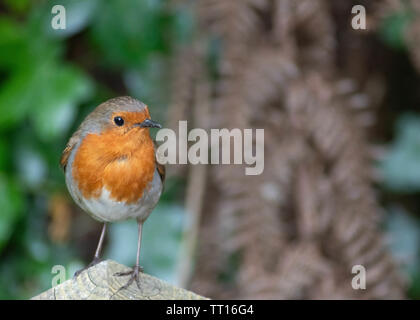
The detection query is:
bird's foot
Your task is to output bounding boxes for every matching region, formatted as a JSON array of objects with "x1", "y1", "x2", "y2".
[
  {"x1": 74, "y1": 257, "x2": 102, "y2": 278},
  {"x1": 113, "y1": 265, "x2": 144, "y2": 291}
]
